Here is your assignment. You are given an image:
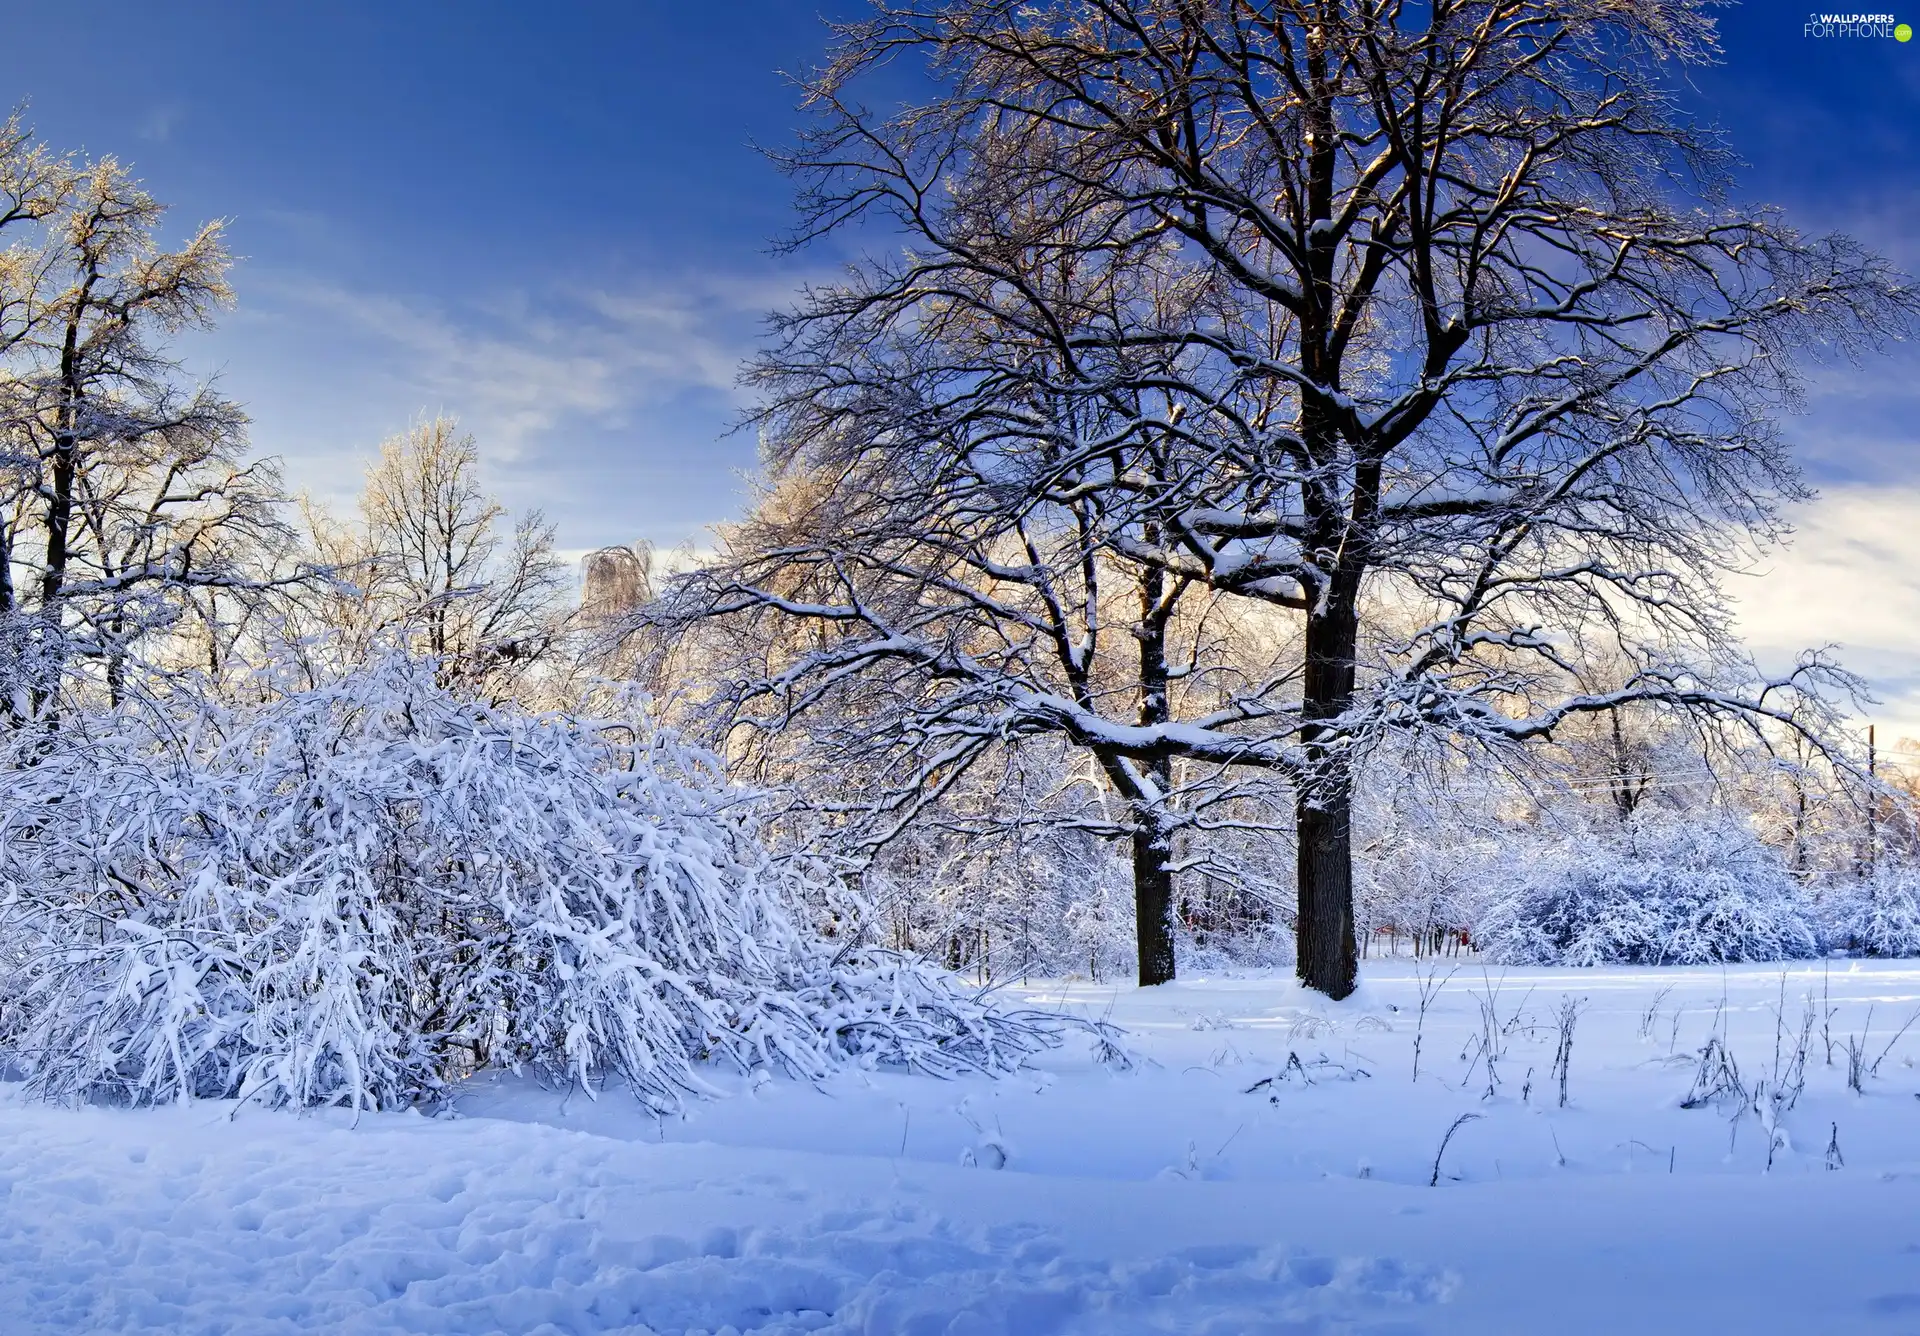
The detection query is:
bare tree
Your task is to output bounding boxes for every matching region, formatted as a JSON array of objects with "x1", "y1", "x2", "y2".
[
  {"x1": 0, "y1": 108, "x2": 76, "y2": 368},
  {"x1": 0, "y1": 123, "x2": 295, "y2": 710},
  {"x1": 661, "y1": 378, "x2": 1293, "y2": 984},
  {"x1": 670, "y1": 0, "x2": 1910, "y2": 995},
  {"x1": 296, "y1": 417, "x2": 565, "y2": 694}
]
